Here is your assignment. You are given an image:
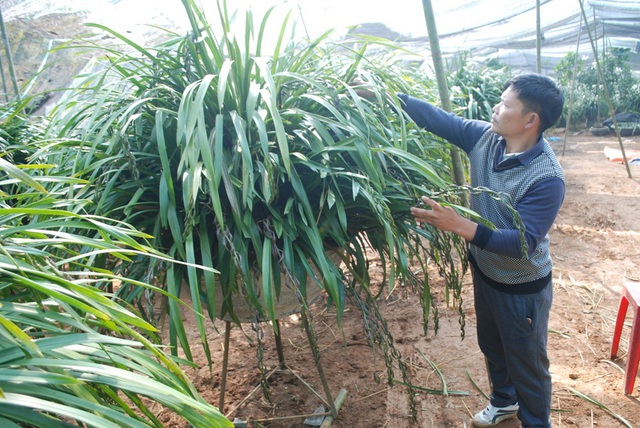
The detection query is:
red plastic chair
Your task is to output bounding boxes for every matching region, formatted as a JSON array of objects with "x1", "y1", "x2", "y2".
[{"x1": 611, "y1": 281, "x2": 640, "y2": 395}]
